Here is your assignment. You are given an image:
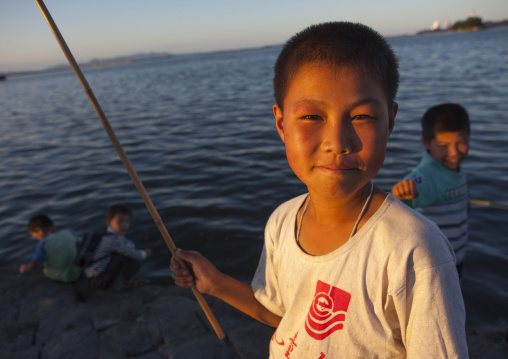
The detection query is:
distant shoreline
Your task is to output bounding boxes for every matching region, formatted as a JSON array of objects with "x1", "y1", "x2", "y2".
[
  {"x1": 2, "y1": 53, "x2": 173, "y2": 79},
  {"x1": 1, "y1": 45, "x2": 283, "y2": 79},
  {"x1": 416, "y1": 18, "x2": 508, "y2": 36},
  {"x1": 2, "y1": 19, "x2": 507, "y2": 79}
]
